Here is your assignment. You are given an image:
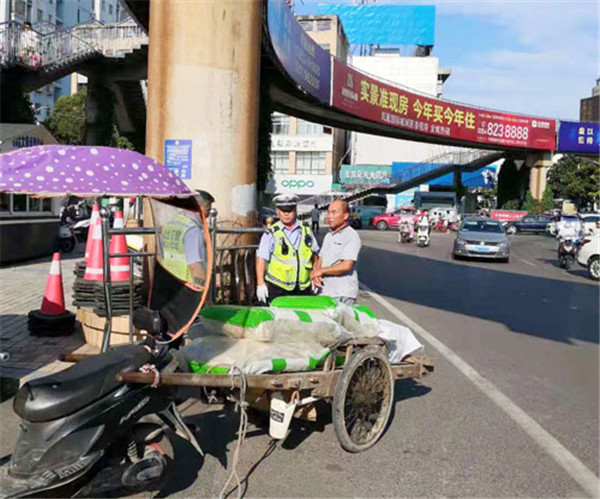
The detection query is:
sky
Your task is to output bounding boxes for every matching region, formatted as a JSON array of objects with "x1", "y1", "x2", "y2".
[{"x1": 294, "y1": 1, "x2": 599, "y2": 120}]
